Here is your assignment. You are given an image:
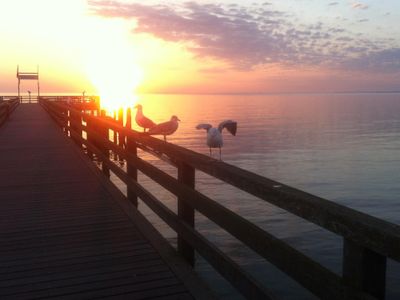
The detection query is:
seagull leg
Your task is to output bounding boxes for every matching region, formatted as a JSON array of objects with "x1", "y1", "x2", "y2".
[
  {"x1": 209, "y1": 148, "x2": 212, "y2": 157},
  {"x1": 164, "y1": 135, "x2": 167, "y2": 142},
  {"x1": 219, "y1": 147, "x2": 222, "y2": 160},
  {"x1": 143, "y1": 128, "x2": 146, "y2": 132}
]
